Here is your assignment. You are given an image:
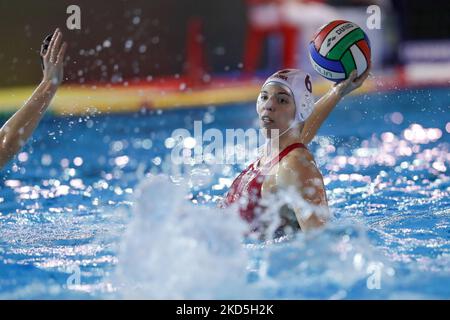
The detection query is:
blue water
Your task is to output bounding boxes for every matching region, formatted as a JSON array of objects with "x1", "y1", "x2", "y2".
[{"x1": 0, "y1": 87, "x2": 449, "y2": 299}]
